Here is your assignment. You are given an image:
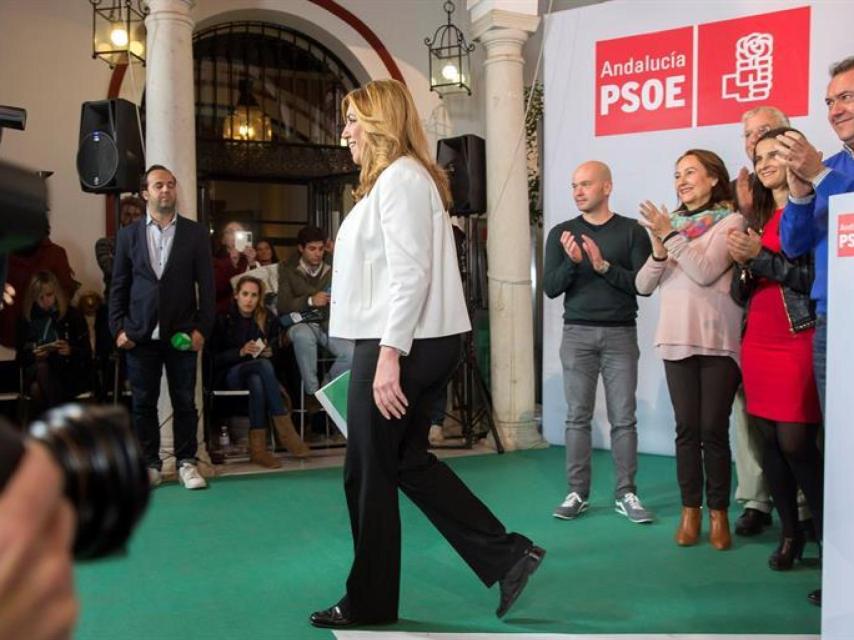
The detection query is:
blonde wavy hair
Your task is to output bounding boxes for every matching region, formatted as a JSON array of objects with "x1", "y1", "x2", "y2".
[
  {"x1": 23, "y1": 270, "x2": 68, "y2": 322},
  {"x1": 342, "y1": 79, "x2": 452, "y2": 209}
]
